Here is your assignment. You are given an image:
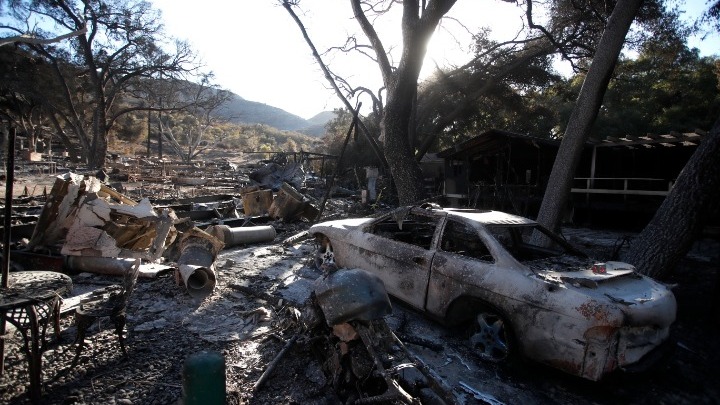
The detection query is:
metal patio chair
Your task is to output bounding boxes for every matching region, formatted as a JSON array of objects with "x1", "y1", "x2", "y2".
[{"x1": 72, "y1": 259, "x2": 141, "y2": 366}]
